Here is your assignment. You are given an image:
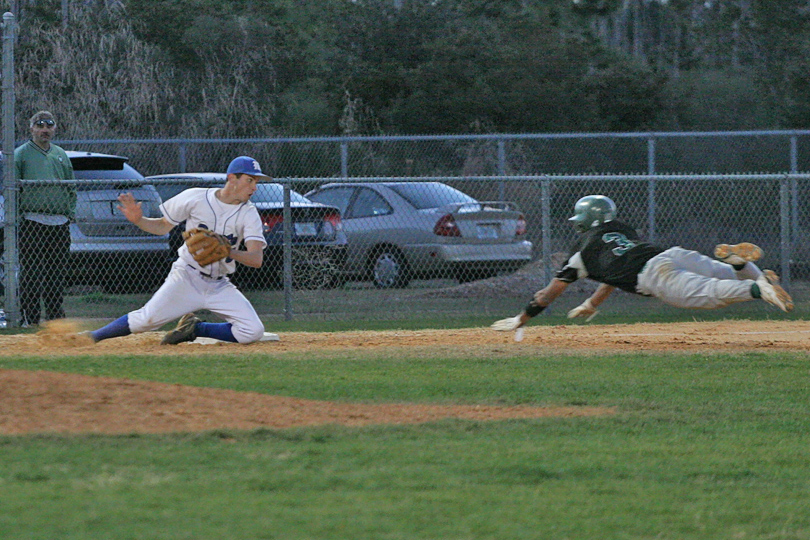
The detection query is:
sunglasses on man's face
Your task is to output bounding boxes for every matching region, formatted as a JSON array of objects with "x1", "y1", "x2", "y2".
[{"x1": 34, "y1": 120, "x2": 55, "y2": 127}]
